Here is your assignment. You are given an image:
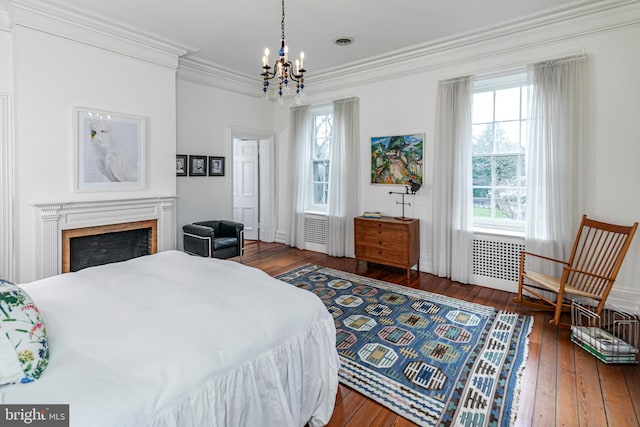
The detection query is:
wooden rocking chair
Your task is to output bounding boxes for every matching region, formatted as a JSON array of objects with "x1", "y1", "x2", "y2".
[{"x1": 515, "y1": 215, "x2": 638, "y2": 326}]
